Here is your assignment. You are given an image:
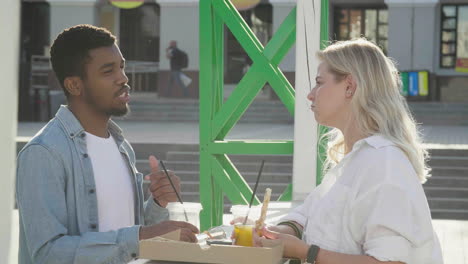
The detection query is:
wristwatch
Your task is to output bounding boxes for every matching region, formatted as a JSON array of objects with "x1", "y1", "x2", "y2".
[{"x1": 306, "y1": 244, "x2": 320, "y2": 264}]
